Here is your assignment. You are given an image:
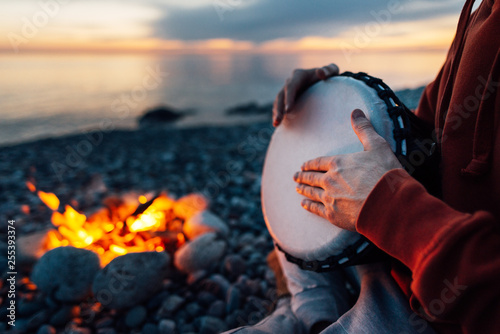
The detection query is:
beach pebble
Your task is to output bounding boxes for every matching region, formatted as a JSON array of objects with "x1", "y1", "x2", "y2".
[
  {"x1": 161, "y1": 294, "x2": 184, "y2": 313},
  {"x1": 31, "y1": 246, "x2": 100, "y2": 302},
  {"x1": 26, "y1": 310, "x2": 51, "y2": 330},
  {"x1": 199, "y1": 274, "x2": 231, "y2": 298},
  {"x1": 147, "y1": 290, "x2": 169, "y2": 310},
  {"x1": 224, "y1": 254, "x2": 246, "y2": 280},
  {"x1": 185, "y1": 301, "x2": 203, "y2": 318},
  {"x1": 178, "y1": 323, "x2": 196, "y2": 333},
  {"x1": 66, "y1": 326, "x2": 91, "y2": 334},
  {"x1": 174, "y1": 233, "x2": 227, "y2": 274},
  {"x1": 226, "y1": 286, "x2": 241, "y2": 314},
  {"x1": 142, "y1": 322, "x2": 159, "y2": 334},
  {"x1": 186, "y1": 270, "x2": 208, "y2": 286},
  {"x1": 225, "y1": 310, "x2": 248, "y2": 329},
  {"x1": 125, "y1": 305, "x2": 147, "y2": 328},
  {"x1": 197, "y1": 316, "x2": 228, "y2": 334},
  {"x1": 158, "y1": 319, "x2": 176, "y2": 334},
  {"x1": 207, "y1": 300, "x2": 226, "y2": 318},
  {"x1": 93, "y1": 252, "x2": 170, "y2": 309},
  {"x1": 17, "y1": 229, "x2": 50, "y2": 266},
  {"x1": 37, "y1": 324, "x2": 56, "y2": 334},
  {"x1": 49, "y1": 305, "x2": 79, "y2": 327},
  {"x1": 18, "y1": 298, "x2": 46, "y2": 317},
  {"x1": 95, "y1": 317, "x2": 114, "y2": 328},
  {"x1": 183, "y1": 210, "x2": 229, "y2": 239},
  {"x1": 197, "y1": 291, "x2": 217, "y2": 307},
  {"x1": 96, "y1": 329, "x2": 117, "y2": 334}
]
